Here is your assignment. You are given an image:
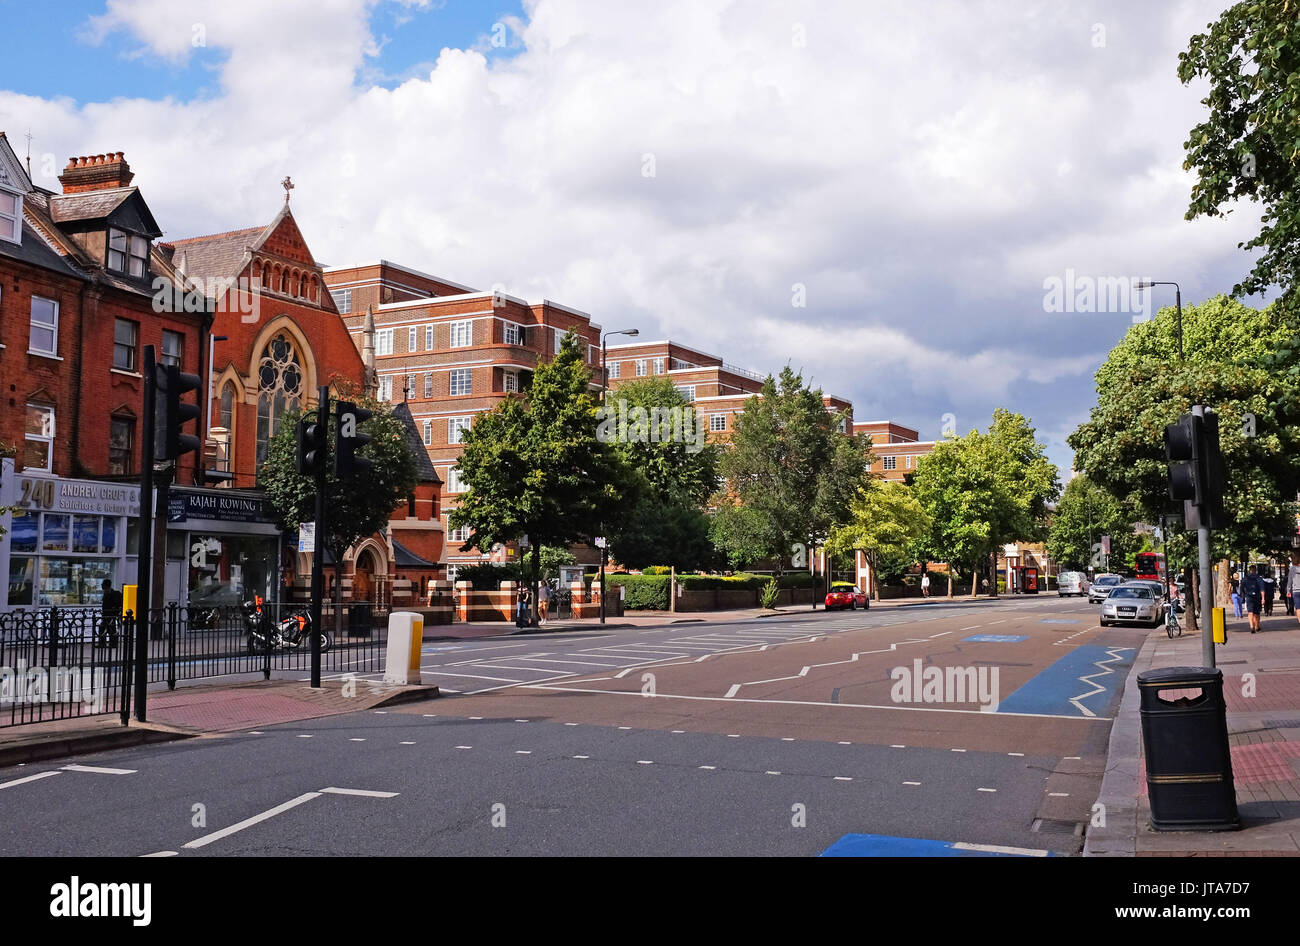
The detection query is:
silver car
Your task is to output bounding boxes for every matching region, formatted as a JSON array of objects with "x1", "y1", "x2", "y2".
[
  {"x1": 1087, "y1": 573, "x2": 1123, "y2": 603},
  {"x1": 1100, "y1": 585, "x2": 1162, "y2": 627},
  {"x1": 1057, "y1": 571, "x2": 1088, "y2": 597}
]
